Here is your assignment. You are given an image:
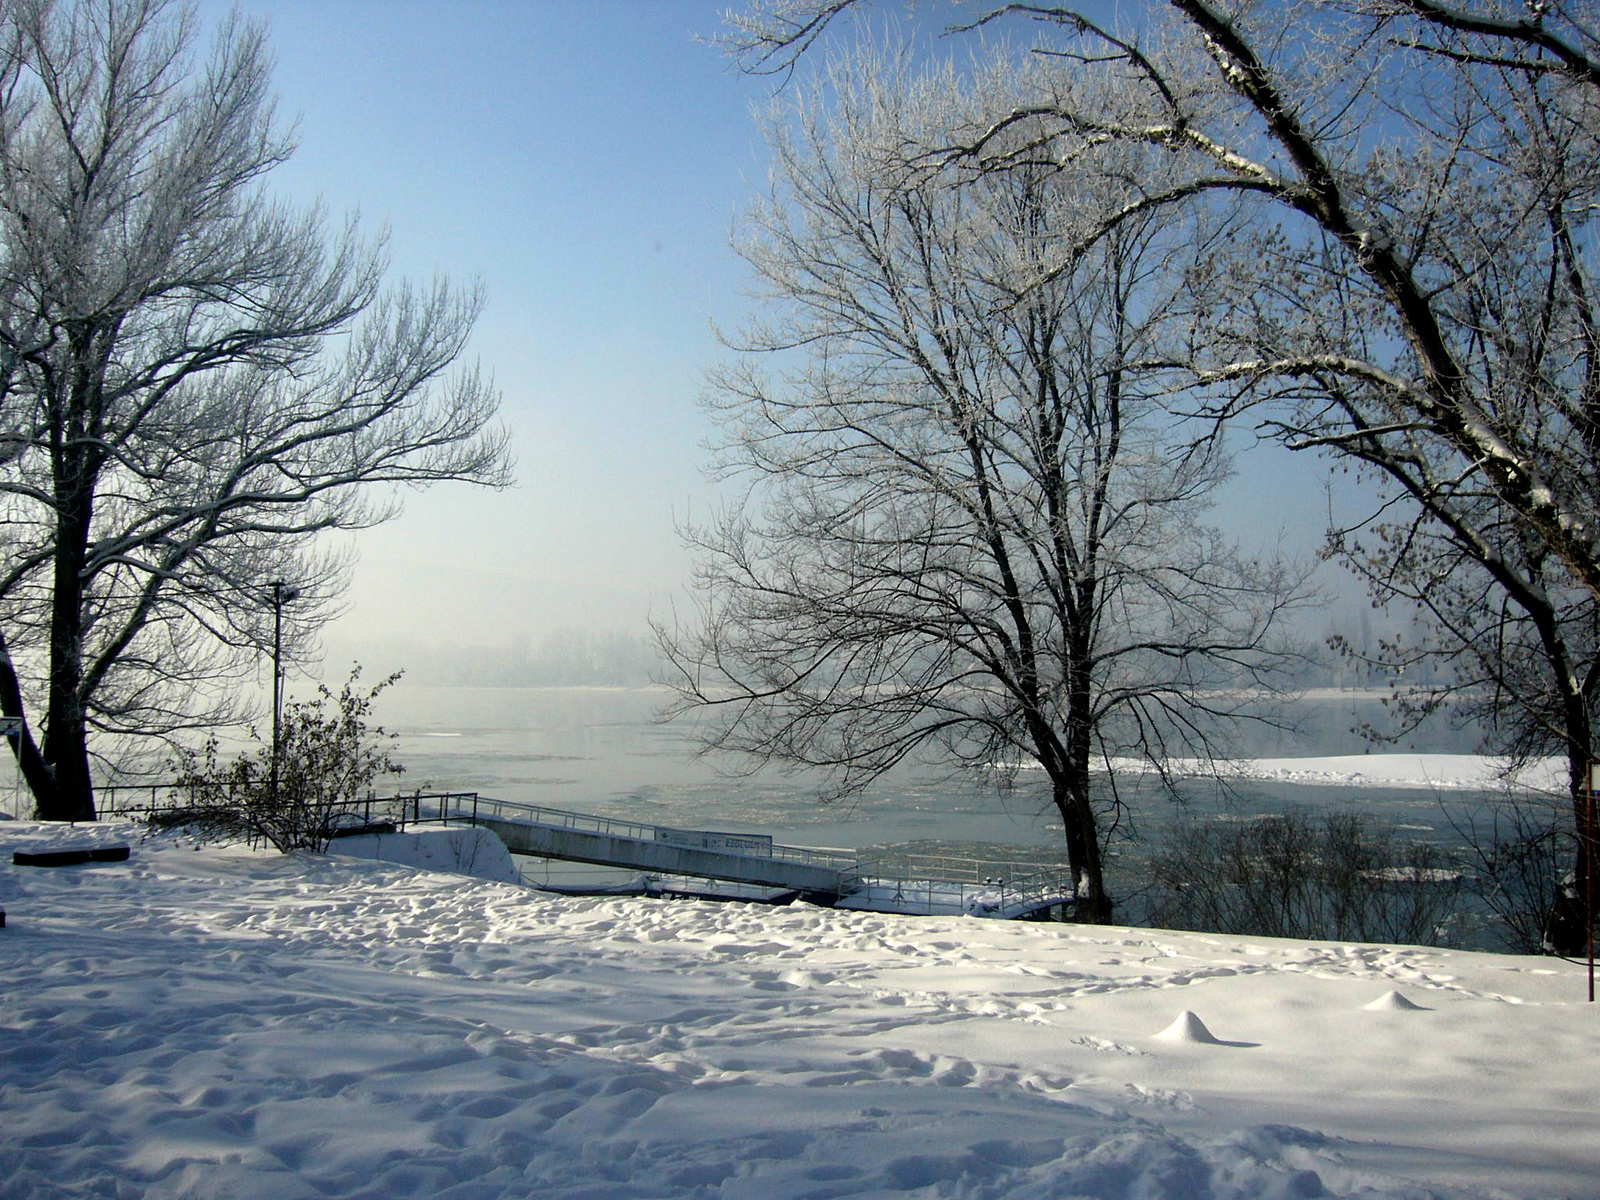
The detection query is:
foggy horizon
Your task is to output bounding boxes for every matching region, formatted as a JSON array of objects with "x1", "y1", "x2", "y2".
[{"x1": 186, "y1": 0, "x2": 1352, "y2": 678}]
